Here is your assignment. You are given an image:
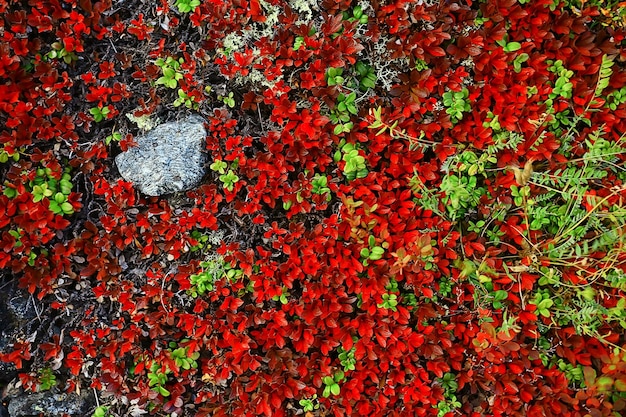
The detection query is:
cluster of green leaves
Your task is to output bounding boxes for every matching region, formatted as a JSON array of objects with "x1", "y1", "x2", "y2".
[
  {"x1": 147, "y1": 341, "x2": 199, "y2": 398},
  {"x1": 442, "y1": 88, "x2": 470, "y2": 124},
  {"x1": 414, "y1": 58, "x2": 428, "y2": 71},
  {"x1": 174, "y1": 0, "x2": 200, "y2": 13},
  {"x1": 4, "y1": 167, "x2": 75, "y2": 215},
  {"x1": 377, "y1": 279, "x2": 399, "y2": 312},
  {"x1": 104, "y1": 131, "x2": 122, "y2": 145},
  {"x1": 439, "y1": 172, "x2": 487, "y2": 221},
  {"x1": 354, "y1": 61, "x2": 376, "y2": 91},
  {"x1": 322, "y1": 371, "x2": 345, "y2": 397},
  {"x1": 311, "y1": 174, "x2": 332, "y2": 201},
  {"x1": 210, "y1": 158, "x2": 240, "y2": 192},
  {"x1": 298, "y1": 395, "x2": 319, "y2": 412},
  {"x1": 337, "y1": 342, "x2": 357, "y2": 372},
  {"x1": 218, "y1": 91, "x2": 236, "y2": 108},
  {"x1": 330, "y1": 92, "x2": 357, "y2": 134},
  {"x1": 331, "y1": 6, "x2": 368, "y2": 39},
  {"x1": 0, "y1": 145, "x2": 20, "y2": 163},
  {"x1": 605, "y1": 85, "x2": 626, "y2": 111},
  {"x1": 189, "y1": 256, "x2": 243, "y2": 297},
  {"x1": 92, "y1": 406, "x2": 110, "y2": 417},
  {"x1": 189, "y1": 230, "x2": 211, "y2": 253},
  {"x1": 434, "y1": 373, "x2": 461, "y2": 417},
  {"x1": 44, "y1": 41, "x2": 77, "y2": 64},
  {"x1": 511, "y1": 52, "x2": 529, "y2": 73},
  {"x1": 547, "y1": 59, "x2": 574, "y2": 100},
  {"x1": 38, "y1": 367, "x2": 56, "y2": 391},
  {"x1": 360, "y1": 235, "x2": 385, "y2": 266},
  {"x1": 326, "y1": 67, "x2": 345, "y2": 87},
  {"x1": 334, "y1": 141, "x2": 368, "y2": 181},
  {"x1": 325, "y1": 63, "x2": 377, "y2": 134},
  {"x1": 89, "y1": 105, "x2": 111, "y2": 123},
  {"x1": 496, "y1": 35, "x2": 522, "y2": 53},
  {"x1": 155, "y1": 56, "x2": 184, "y2": 89},
  {"x1": 174, "y1": 89, "x2": 199, "y2": 109},
  {"x1": 342, "y1": 5, "x2": 368, "y2": 24},
  {"x1": 169, "y1": 340, "x2": 200, "y2": 371},
  {"x1": 272, "y1": 286, "x2": 290, "y2": 304},
  {"x1": 147, "y1": 361, "x2": 171, "y2": 397}
]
